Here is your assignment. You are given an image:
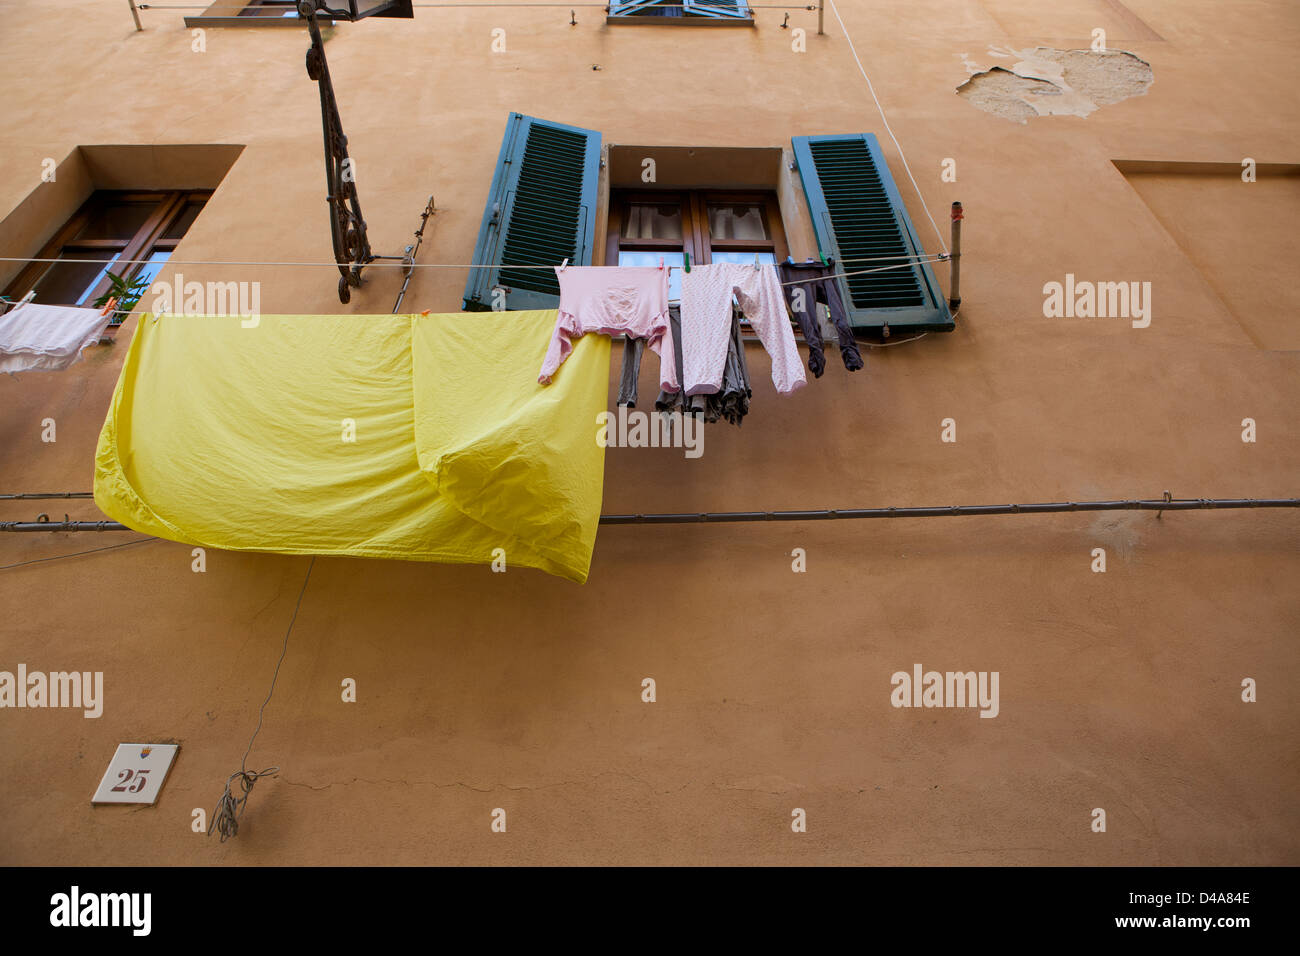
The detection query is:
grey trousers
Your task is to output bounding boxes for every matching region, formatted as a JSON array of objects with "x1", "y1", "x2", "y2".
[
  {"x1": 618, "y1": 305, "x2": 751, "y2": 426},
  {"x1": 778, "y1": 260, "x2": 864, "y2": 377}
]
